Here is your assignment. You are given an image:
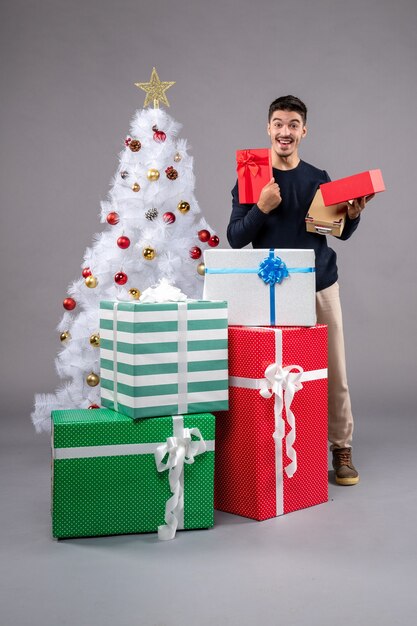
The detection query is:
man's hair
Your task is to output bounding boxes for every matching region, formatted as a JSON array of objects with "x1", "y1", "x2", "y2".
[{"x1": 268, "y1": 95, "x2": 307, "y2": 124}]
